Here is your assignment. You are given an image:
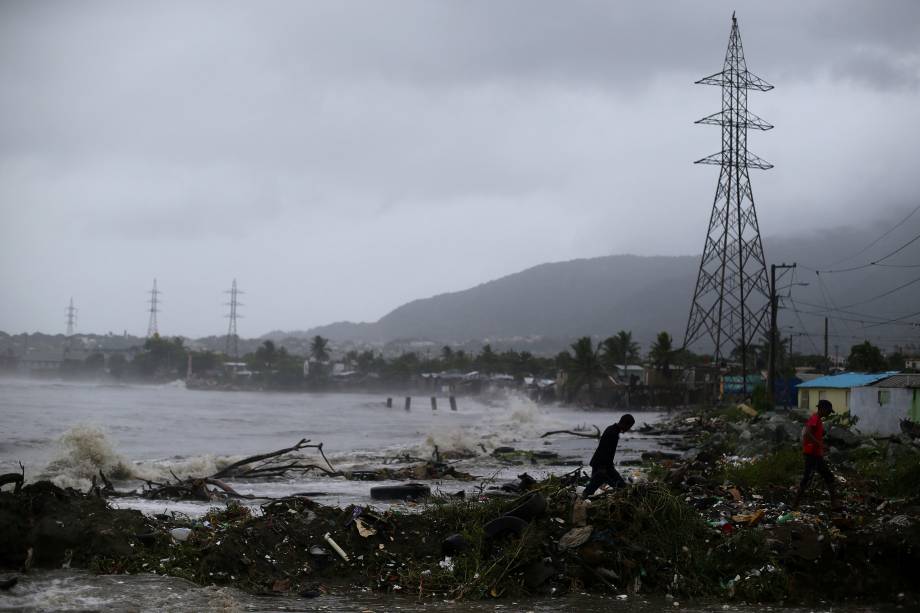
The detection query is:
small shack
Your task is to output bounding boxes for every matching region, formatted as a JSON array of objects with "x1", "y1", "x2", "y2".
[
  {"x1": 796, "y1": 372, "x2": 898, "y2": 414},
  {"x1": 850, "y1": 374, "x2": 920, "y2": 436}
]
